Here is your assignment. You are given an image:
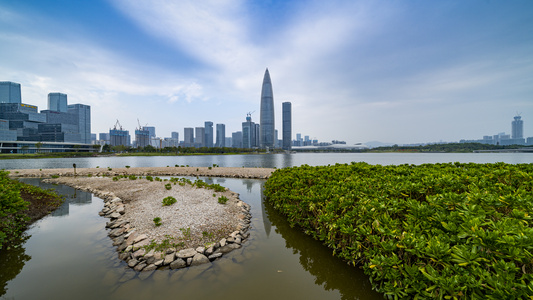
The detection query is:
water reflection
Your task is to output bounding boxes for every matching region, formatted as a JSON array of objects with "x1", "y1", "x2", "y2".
[
  {"x1": 0, "y1": 235, "x2": 31, "y2": 297},
  {"x1": 261, "y1": 184, "x2": 382, "y2": 300}
]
